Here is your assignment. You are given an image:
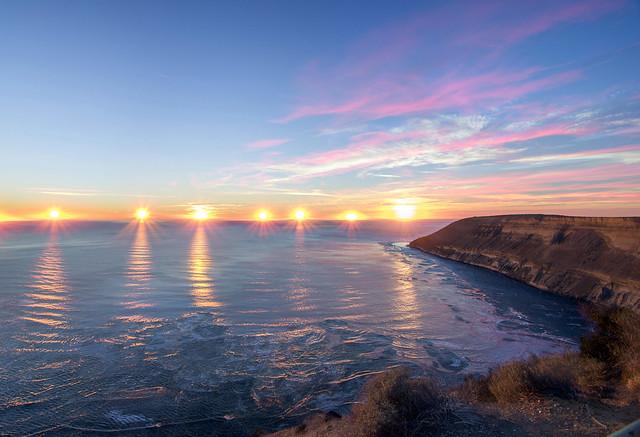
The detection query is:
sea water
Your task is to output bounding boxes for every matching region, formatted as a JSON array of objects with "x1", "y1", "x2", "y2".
[{"x1": 0, "y1": 220, "x2": 589, "y2": 435}]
